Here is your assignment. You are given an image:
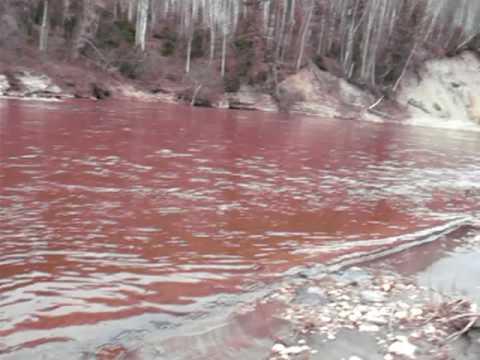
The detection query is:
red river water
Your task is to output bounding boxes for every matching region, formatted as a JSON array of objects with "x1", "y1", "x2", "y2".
[{"x1": 1, "y1": 99, "x2": 480, "y2": 359}]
